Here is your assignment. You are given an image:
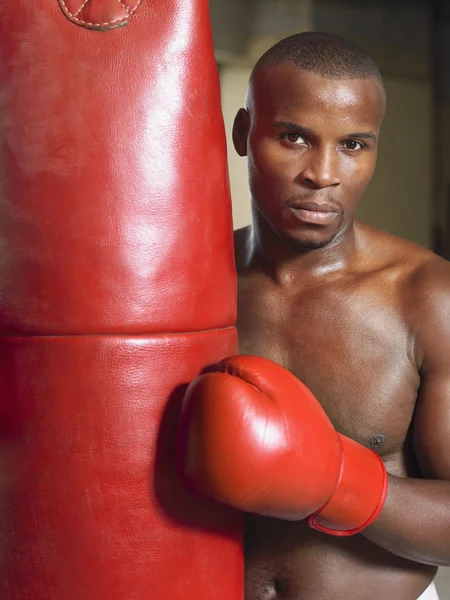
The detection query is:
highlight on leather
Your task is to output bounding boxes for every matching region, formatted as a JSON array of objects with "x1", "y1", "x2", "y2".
[
  {"x1": 0, "y1": 0, "x2": 241, "y2": 597},
  {"x1": 58, "y1": 0, "x2": 143, "y2": 30}
]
